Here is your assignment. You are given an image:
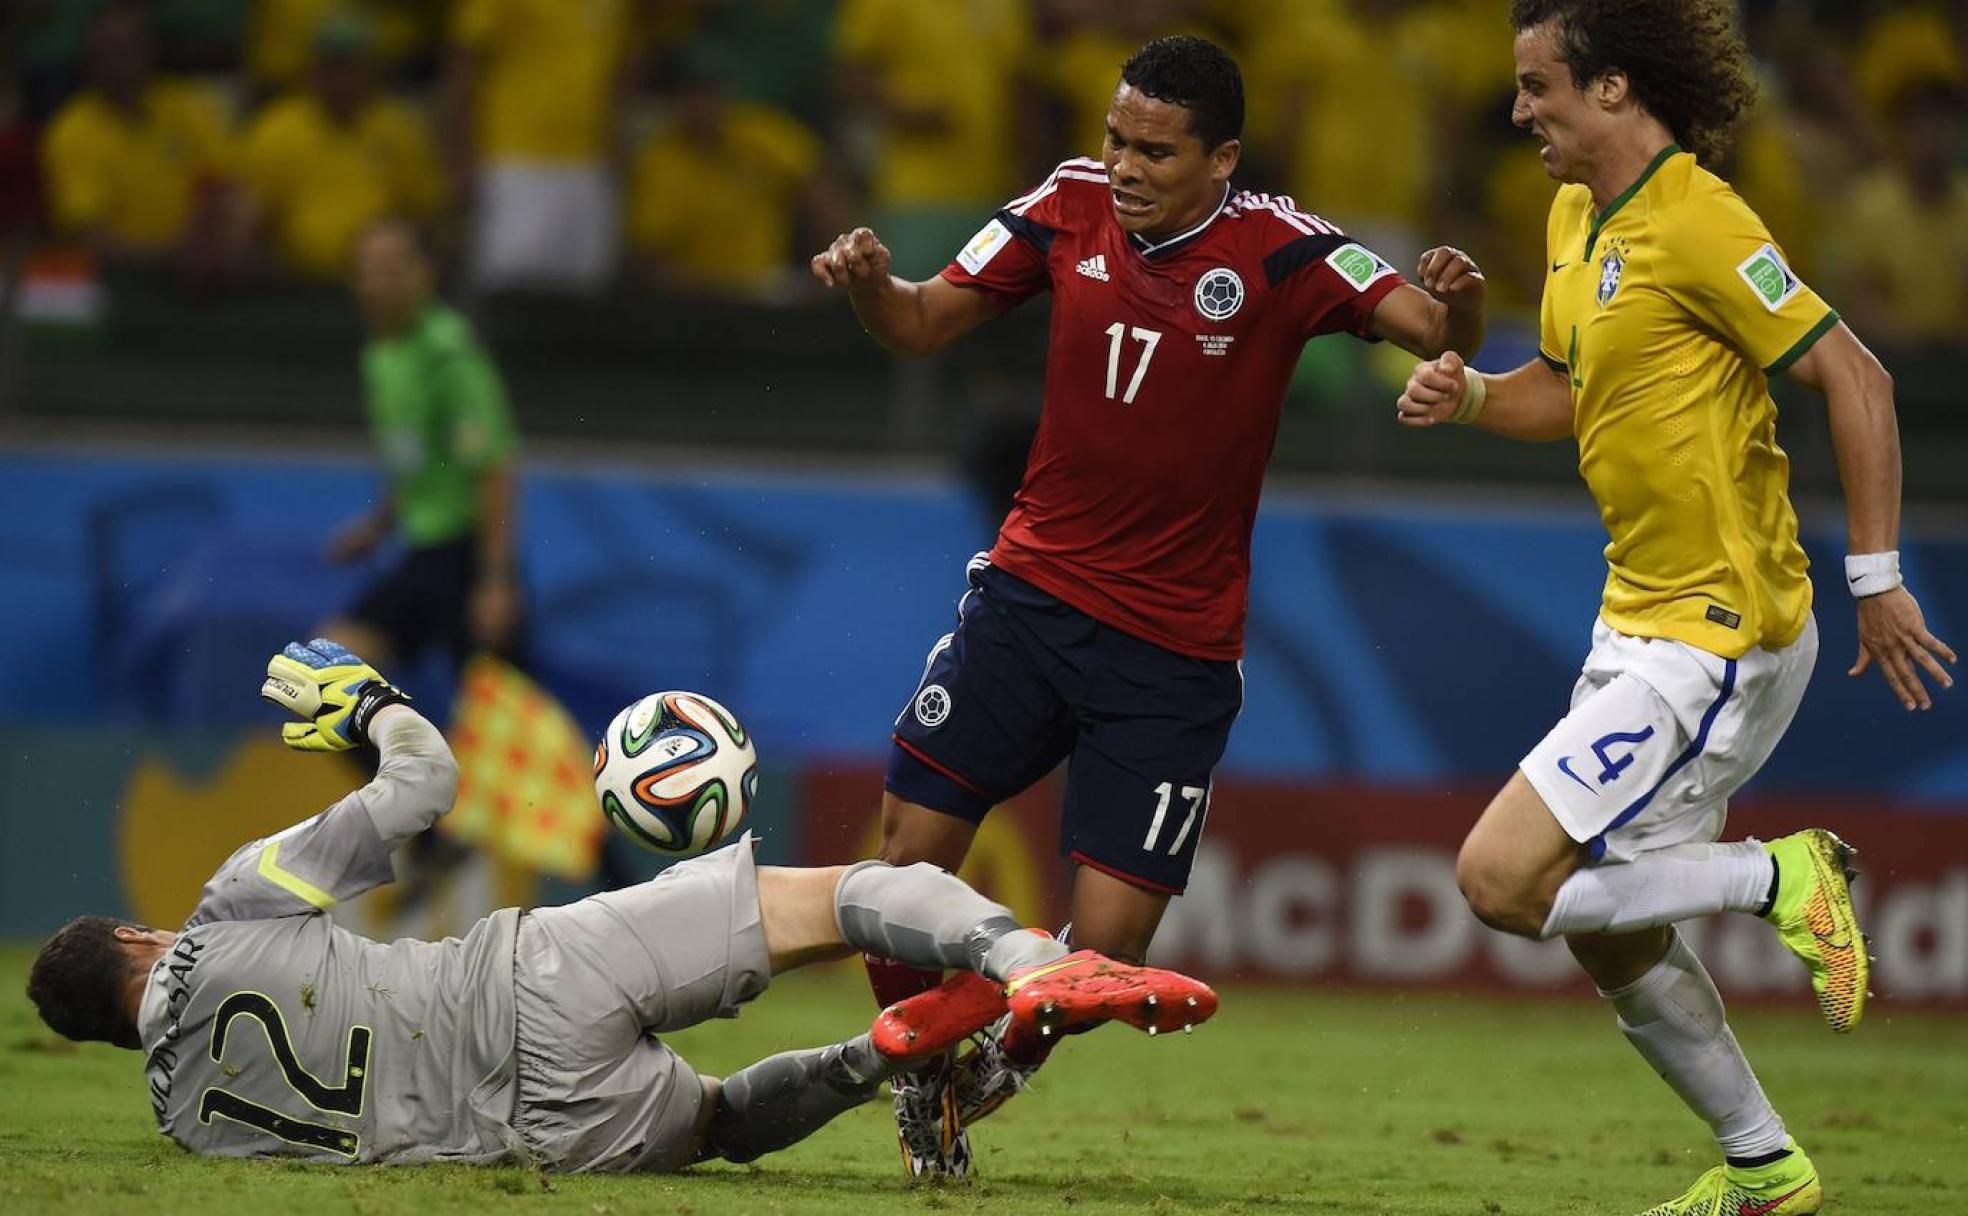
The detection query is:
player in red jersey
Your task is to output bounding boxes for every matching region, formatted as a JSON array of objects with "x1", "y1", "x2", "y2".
[{"x1": 812, "y1": 35, "x2": 1487, "y2": 1177}]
